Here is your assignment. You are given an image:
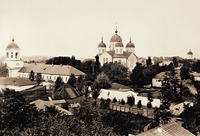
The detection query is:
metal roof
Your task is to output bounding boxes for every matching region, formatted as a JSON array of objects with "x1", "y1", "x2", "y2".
[{"x1": 19, "y1": 63, "x2": 85, "y2": 76}]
